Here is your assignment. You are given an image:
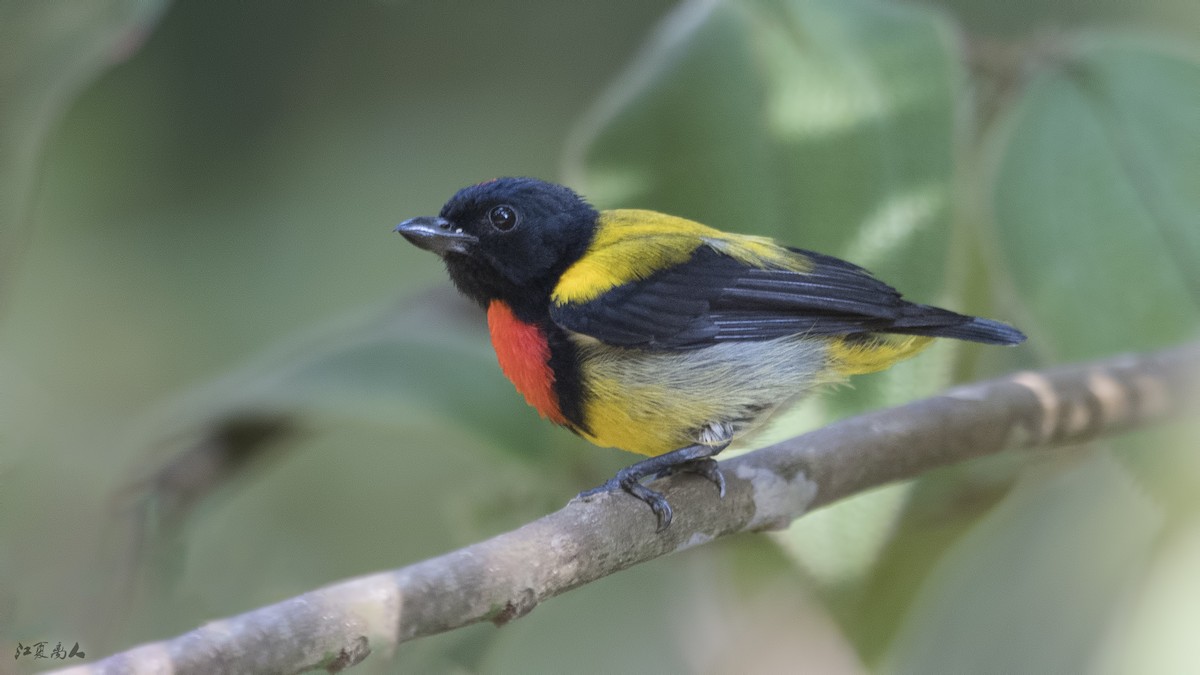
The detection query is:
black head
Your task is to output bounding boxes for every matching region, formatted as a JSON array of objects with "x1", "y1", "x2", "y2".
[{"x1": 395, "y1": 177, "x2": 598, "y2": 315}]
